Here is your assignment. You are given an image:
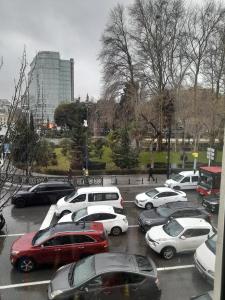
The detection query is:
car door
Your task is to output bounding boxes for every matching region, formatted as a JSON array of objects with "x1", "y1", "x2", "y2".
[
  {"x1": 34, "y1": 236, "x2": 65, "y2": 266},
  {"x1": 153, "y1": 192, "x2": 168, "y2": 206},
  {"x1": 31, "y1": 185, "x2": 49, "y2": 205},
  {"x1": 191, "y1": 176, "x2": 199, "y2": 189},
  {"x1": 95, "y1": 213, "x2": 117, "y2": 233},
  {"x1": 177, "y1": 228, "x2": 210, "y2": 252},
  {"x1": 69, "y1": 194, "x2": 87, "y2": 211},
  {"x1": 72, "y1": 234, "x2": 97, "y2": 258},
  {"x1": 88, "y1": 193, "x2": 104, "y2": 206},
  {"x1": 180, "y1": 176, "x2": 191, "y2": 189}
]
